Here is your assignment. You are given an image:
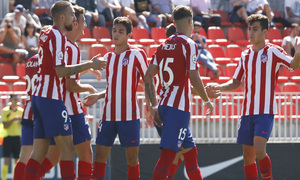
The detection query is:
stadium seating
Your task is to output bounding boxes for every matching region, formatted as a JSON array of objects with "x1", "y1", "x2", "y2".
[
  {"x1": 225, "y1": 44, "x2": 243, "y2": 59},
  {"x1": 92, "y1": 27, "x2": 112, "y2": 45},
  {"x1": 16, "y1": 63, "x2": 26, "y2": 78},
  {"x1": 265, "y1": 27, "x2": 282, "y2": 45},
  {"x1": 282, "y1": 82, "x2": 300, "y2": 92},
  {"x1": 12, "y1": 82, "x2": 26, "y2": 91},
  {"x1": 151, "y1": 27, "x2": 166, "y2": 43},
  {"x1": 33, "y1": 7, "x2": 50, "y2": 17},
  {"x1": 283, "y1": 27, "x2": 292, "y2": 38},
  {"x1": 0, "y1": 64, "x2": 14, "y2": 79},
  {"x1": 148, "y1": 44, "x2": 160, "y2": 58},
  {"x1": 212, "y1": 10, "x2": 232, "y2": 27},
  {"x1": 89, "y1": 44, "x2": 108, "y2": 59},
  {"x1": 272, "y1": 10, "x2": 284, "y2": 28},
  {"x1": 132, "y1": 27, "x2": 150, "y2": 40},
  {"x1": 207, "y1": 26, "x2": 230, "y2": 46},
  {"x1": 282, "y1": 67, "x2": 300, "y2": 78},
  {"x1": 225, "y1": 63, "x2": 238, "y2": 77},
  {"x1": 280, "y1": 102, "x2": 297, "y2": 118},
  {"x1": 78, "y1": 27, "x2": 96, "y2": 44},
  {"x1": 207, "y1": 45, "x2": 231, "y2": 64},
  {"x1": 227, "y1": 27, "x2": 250, "y2": 46},
  {"x1": 0, "y1": 82, "x2": 10, "y2": 91},
  {"x1": 221, "y1": 102, "x2": 239, "y2": 117}
]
